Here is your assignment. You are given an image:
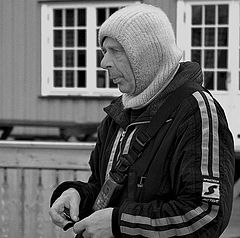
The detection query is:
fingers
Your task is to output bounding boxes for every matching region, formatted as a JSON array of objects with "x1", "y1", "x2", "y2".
[
  {"x1": 62, "y1": 188, "x2": 80, "y2": 222},
  {"x1": 69, "y1": 197, "x2": 80, "y2": 222},
  {"x1": 73, "y1": 219, "x2": 87, "y2": 234},
  {"x1": 49, "y1": 188, "x2": 80, "y2": 229},
  {"x1": 49, "y1": 206, "x2": 69, "y2": 228},
  {"x1": 73, "y1": 209, "x2": 113, "y2": 238},
  {"x1": 81, "y1": 230, "x2": 90, "y2": 238}
]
